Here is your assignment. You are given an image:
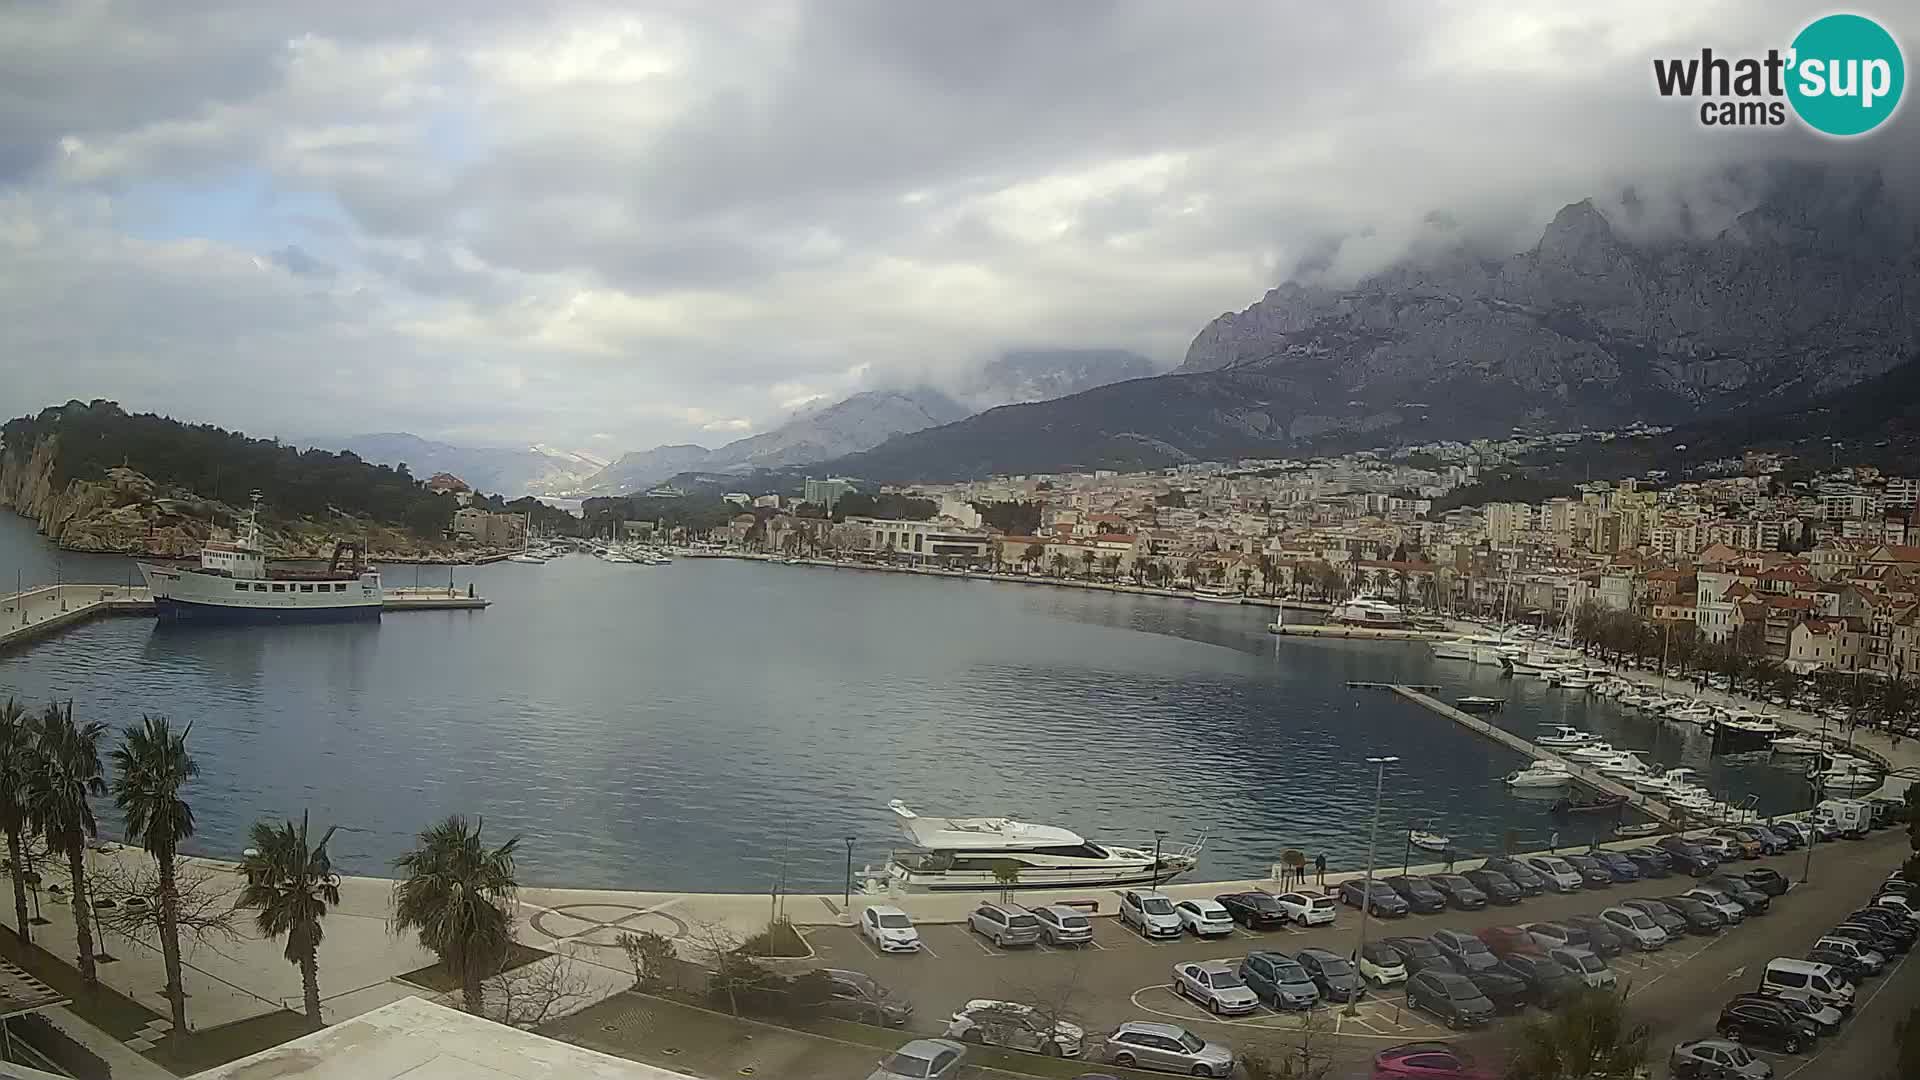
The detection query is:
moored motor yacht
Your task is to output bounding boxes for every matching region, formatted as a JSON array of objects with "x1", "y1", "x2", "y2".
[
  {"x1": 1504, "y1": 761, "x2": 1574, "y2": 789},
  {"x1": 884, "y1": 800, "x2": 1200, "y2": 891},
  {"x1": 1535, "y1": 725, "x2": 1598, "y2": 748},
  {"x1": 1768, "y1": 734, "x2": 1829, "y2": 756},
  {"x1": 1331, "y1": 595, "x2": 1407, "y2": 627},
  {"x1": 1666, "y1": 703, "x2": 1716, "y2": 726},
  {"x1": 1565, "y1": 742, "x2": 1626, "y2": 762}
]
